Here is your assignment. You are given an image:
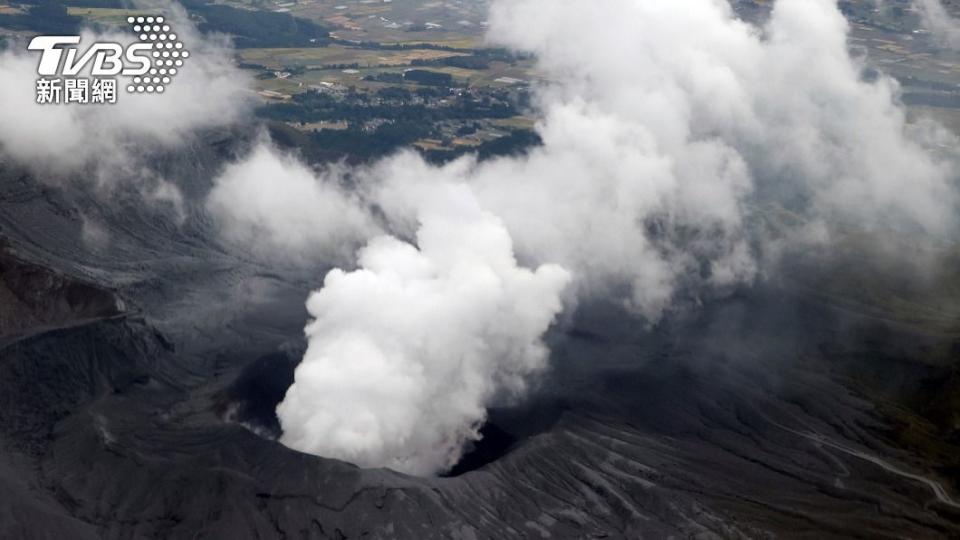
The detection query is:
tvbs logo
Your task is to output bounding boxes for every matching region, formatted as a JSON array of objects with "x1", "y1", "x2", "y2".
[{"x1": 29, "y1": 15, "x2": 189, "y2": 104}]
